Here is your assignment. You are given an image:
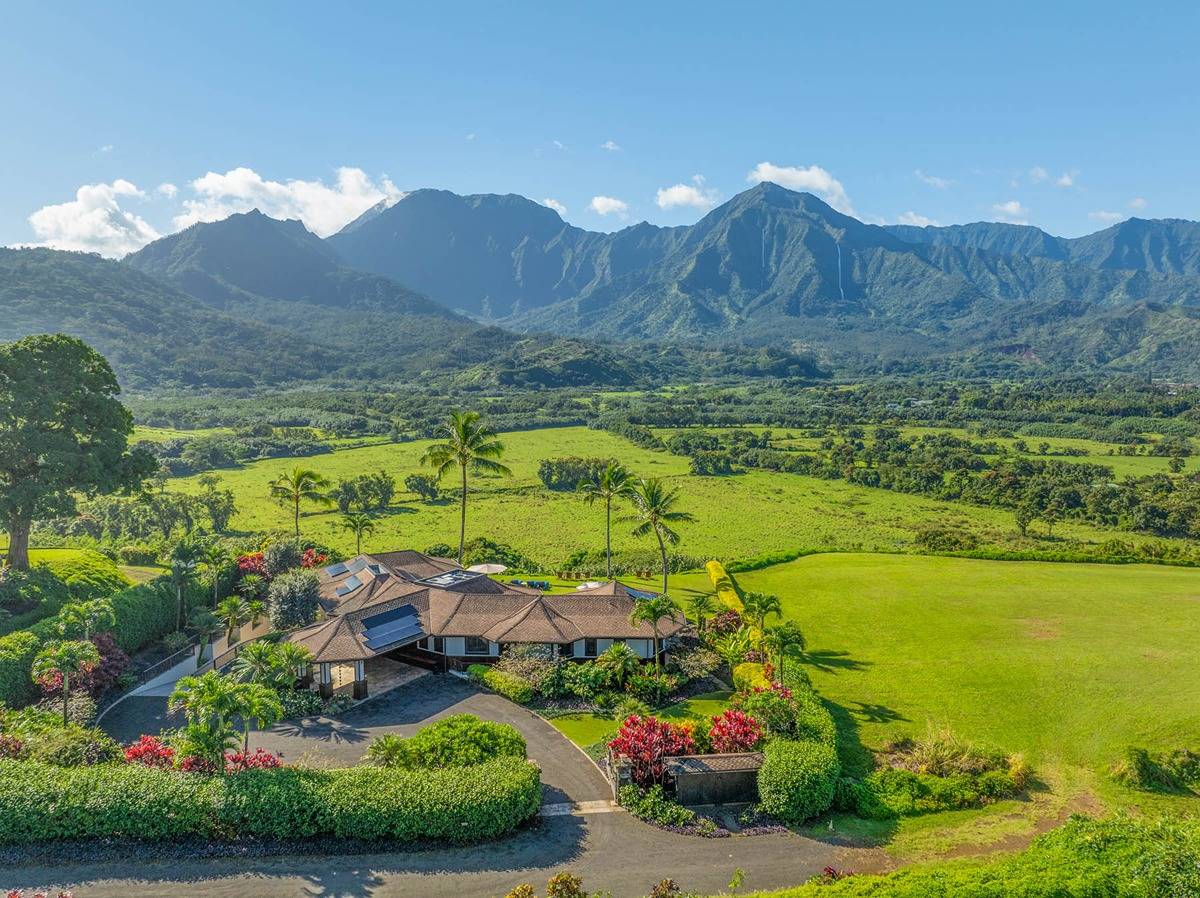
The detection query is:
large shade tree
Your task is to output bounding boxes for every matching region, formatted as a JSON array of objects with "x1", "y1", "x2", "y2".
[
  {"x1": 420, "y1": 411, "x2": 511, "y2": 564},
  {"x1": 577, "y1": 461, "x2": 634, "y2": 578},
  {"x1": 0, "y1": 335, "x2": 155, "y2": 570},
  {"x1": 622, "y1": 477, "x2": 696, "y2": 595},
  {"x1": 269, "y1": 467, "x2": 331, "y2": 537}
]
